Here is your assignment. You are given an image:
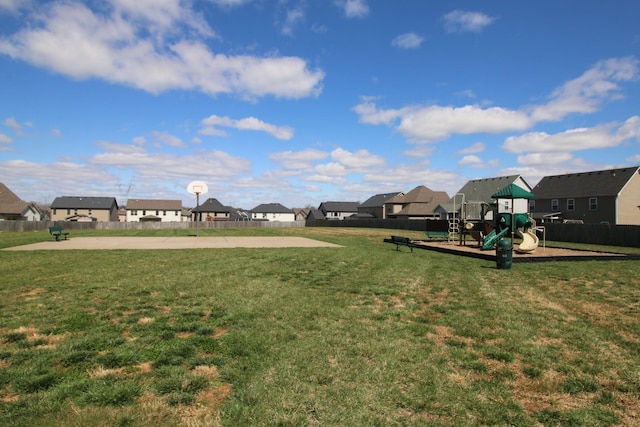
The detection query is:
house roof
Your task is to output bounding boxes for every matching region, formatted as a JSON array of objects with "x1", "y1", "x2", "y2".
[
  {"x1": 0, "y1": 183, "x2": 32, "y2": 215},
  {"x1": 319, "y1": 201, "x2": 360, "y2": 212},
  {"x1": 306, "y1": 209, "x2": 326, "y2": 220},
  {"x1": 359, "y1": 192, "x2": 403, "y2": 208},
  {"x1": 126, "y1": 199, "x2": 182, "y2": 210},
  {"x1": 532, "y1": 166, "x2": 640, "y2": 198},
  {"x1": 50, "y1": 196, "x2": 118, "y2": 210},
  {"x1": 492, "y1": 183, "x2": 535, "y2": 199},
  {"x1": 250, "y1": 203, "x2": 292, "y2": 213},
  {"x1": 191, "y1": 198, "x2": 231, "y2": 213},
  {"x1": 387, "y1": 185, "x2": 449, "y2": 204},
  {"x1": 452, "y1": 175, "x2": 530, "y2": 203}
]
